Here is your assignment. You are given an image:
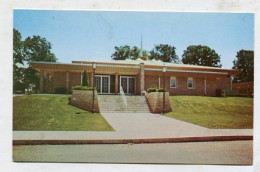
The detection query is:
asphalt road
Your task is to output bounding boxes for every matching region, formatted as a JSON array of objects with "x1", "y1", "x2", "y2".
[{"x1": 13, "y1": 141, "x2": 252, "y2": 165}]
